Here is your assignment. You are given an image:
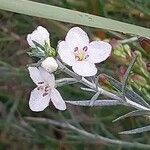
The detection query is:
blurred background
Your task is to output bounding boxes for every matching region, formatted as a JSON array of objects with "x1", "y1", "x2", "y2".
[{"x1": 0, "y1": 0, "x2": 150, "y2": 149}]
